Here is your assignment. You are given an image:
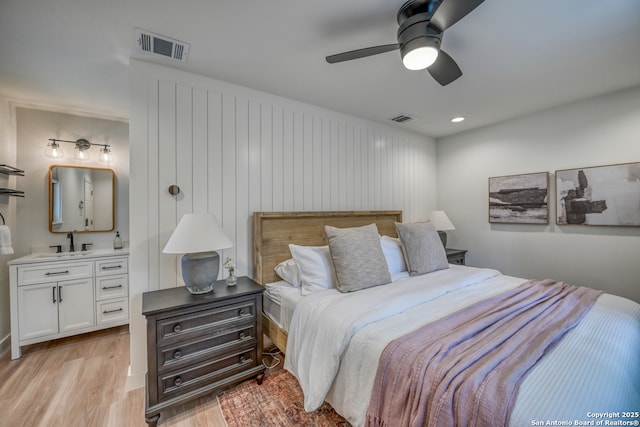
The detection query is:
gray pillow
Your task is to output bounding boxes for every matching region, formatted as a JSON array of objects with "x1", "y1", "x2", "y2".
[
  {"x1": 324, "y1": 223, "x2": 392, "y2": 292},
  {"x1": 394, "y1": 222, "x2": 449, "y2": 276}
]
